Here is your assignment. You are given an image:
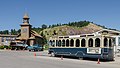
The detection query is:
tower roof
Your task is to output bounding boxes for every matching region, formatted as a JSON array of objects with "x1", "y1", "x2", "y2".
[{"x1": 23, "y1": 13, "x2": 29, "y2": 18}]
